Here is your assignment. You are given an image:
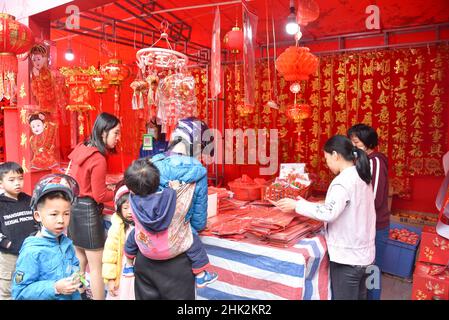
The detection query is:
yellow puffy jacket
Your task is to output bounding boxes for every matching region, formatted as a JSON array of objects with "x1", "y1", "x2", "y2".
[{"x1": 102, "y1": 213, "x2": 126, "y2": 286}]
